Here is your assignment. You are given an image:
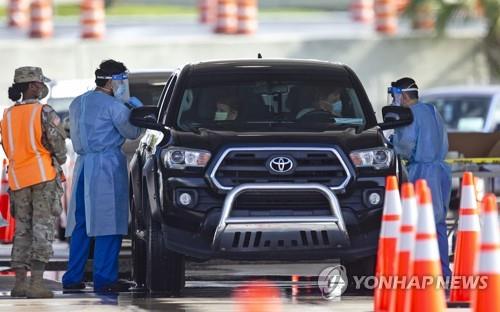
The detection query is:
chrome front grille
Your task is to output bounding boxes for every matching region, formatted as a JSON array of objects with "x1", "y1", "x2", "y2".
[{"x1": 209, "y1": 147, "x2": 352, "y2": 192}]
